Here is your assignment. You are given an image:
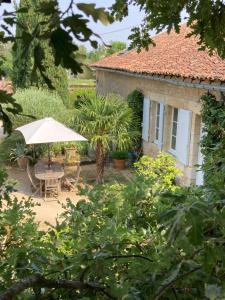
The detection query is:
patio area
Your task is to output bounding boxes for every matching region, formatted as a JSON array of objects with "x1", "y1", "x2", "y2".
[{"x1": 7, "y1": 163, "x2": 132, "y2": 230}]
